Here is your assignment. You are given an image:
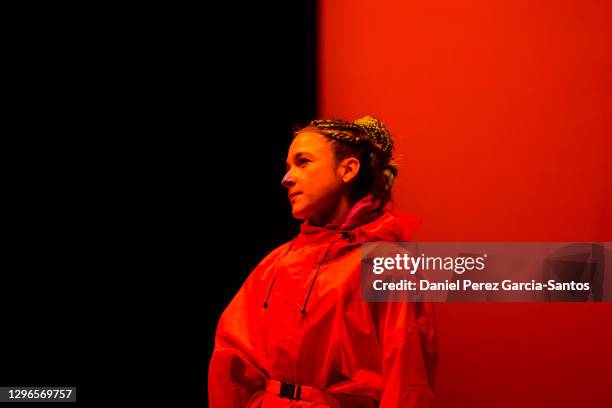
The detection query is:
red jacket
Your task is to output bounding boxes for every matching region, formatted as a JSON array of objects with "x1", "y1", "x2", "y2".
[{"x1": 209, "y1": 199, "x2": 437, "y2": 407}]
